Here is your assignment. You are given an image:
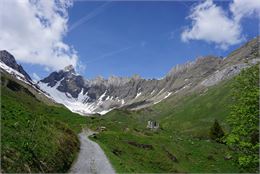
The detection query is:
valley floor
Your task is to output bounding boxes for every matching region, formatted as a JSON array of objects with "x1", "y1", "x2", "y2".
[
  {"x1": 82, "y1": 77, "x2": 243, "y2": 173},
  {"x1": 70, "y1": 129, "x2": 115, "y2": 174},
  {"x1": 1, "y1": 64, "x2": 258, "y2": 173}
]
